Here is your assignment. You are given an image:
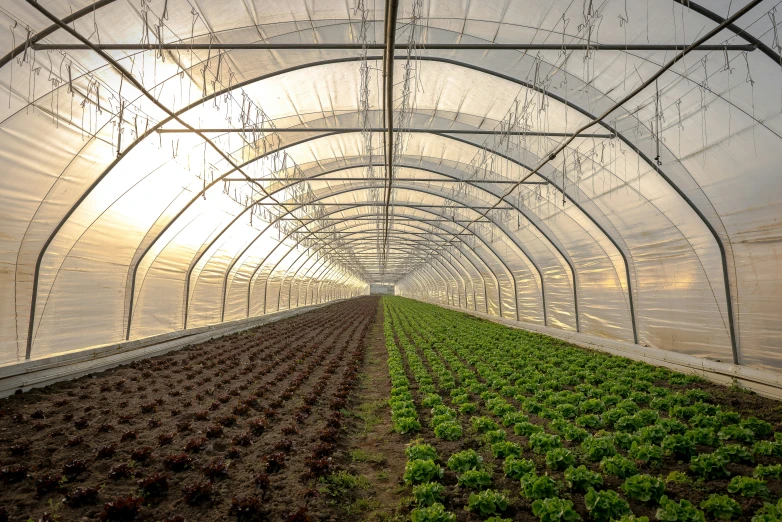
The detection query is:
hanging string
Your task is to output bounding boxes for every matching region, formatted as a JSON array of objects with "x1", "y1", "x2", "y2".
[
  {"x1": 742, "y1": 51, "x2": 757, "y2": 156},
  {"x1": 562, "y1": 149, "x2": 567, "y2": 206},
  {"x1": 699, "y1": 58, "x2": 709, "y2": 166},
  {"x1": 770, "y1": 8, "x2": 782, "y2": 111},
  {"x1": 654, "y1": 80, "x2": 662, "y2": 166},
  {"x1": 8, "y1": 22, "x2": 17, "y2": 109}
]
